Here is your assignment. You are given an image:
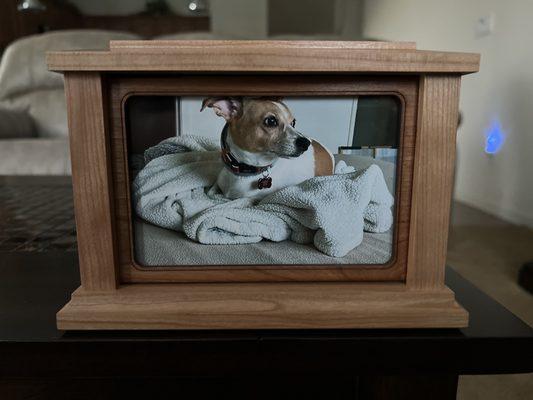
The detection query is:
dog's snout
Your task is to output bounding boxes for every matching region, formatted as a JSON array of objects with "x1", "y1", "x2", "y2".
[{"x1": 295, "y1": 137, "x2": 311, "y2": 151}]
